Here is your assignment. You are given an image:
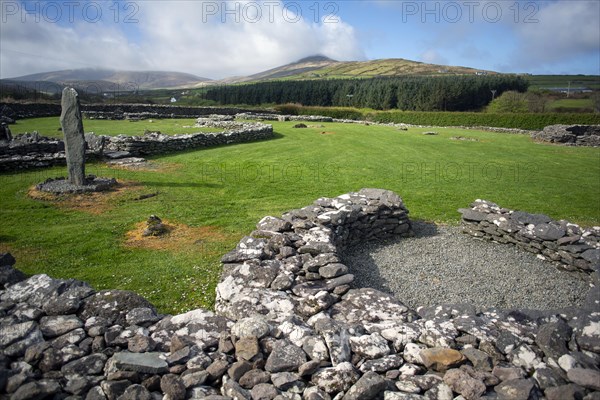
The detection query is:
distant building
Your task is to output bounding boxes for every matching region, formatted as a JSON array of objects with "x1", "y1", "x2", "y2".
[
  {"x1": 170, "y1": 97, "x2": 177, "y2": 103},
  {"x1": 475, "y1": 71, "x2": 488, "y2": 76}
]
